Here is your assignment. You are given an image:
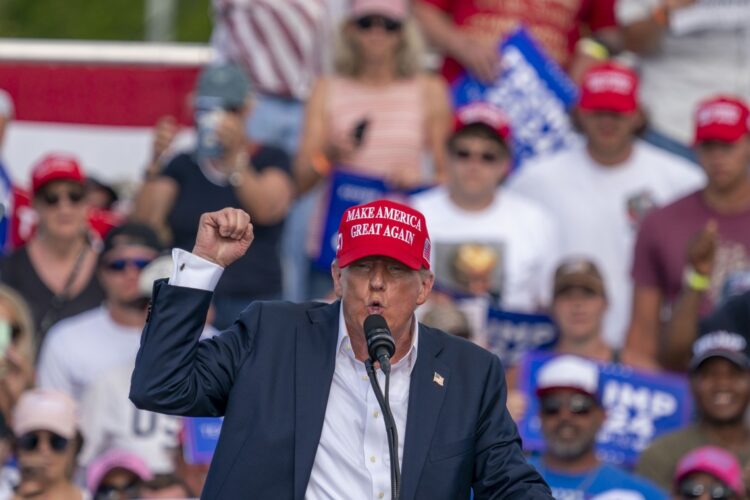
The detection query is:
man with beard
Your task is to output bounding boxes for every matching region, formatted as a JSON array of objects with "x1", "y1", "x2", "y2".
[
  {"x1": 637, "y1": 330, "x2": 750, "y2": 491},
  {"x1": 528, "y1": 355, "x2": 667, "y2": 499},
  {"x1": 37, "y1": 223, "x2": 163, "y2": 403}
]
